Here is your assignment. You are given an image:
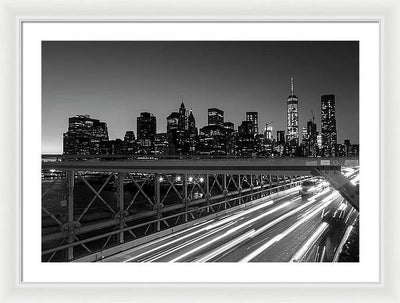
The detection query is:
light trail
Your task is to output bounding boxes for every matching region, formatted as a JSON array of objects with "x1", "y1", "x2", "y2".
[
  {"x1": 125, "y1": 188, "x2": 298, "y2": 262},
  {"x1": 203, "y1": 187, "x2": 299, "y2": 231},
  {"x1": 194, "y1": 230, "x2": 257, "y2": 262},
  {"x1": 308, "y1": 188, "x2": 331, "y2": 201},
  {"x1": 124, "y1": 217, "x2": 237, "y2": 262},
  {"x1": 194, "y1": 196, "x2": 327, "y2": 263},
  {"x1": 345, "y1": 208, "x2": 354, "y2": 223},
  {"x1": 333, "y1": 223, "x2": 355, "y2": 262},
  {"x1": 239, "y1": 193, "x2": 340, "y2": 262},
  {"x1": 168, "y1": 201, "x2": 293, "y2": 262},
  {"x1": 204, "y1": 200, "x2": 274, "y2": 231},
  {"x1": 141, "y1": 222, "x2": 236, "y2": 262},
  {"x1": 307, "y1": 186, "x2": 316, "y2": 193},
  {"x1": 344, "y1": 171, "x2": 353, "y2": 177},
  {"x1": 223, "y1": 202, "x2": 291, "y2": 235},
  {"x1": 290, "y1": 222, "x2": 329, "y2": 262},
  {"x1": 351, "y1": 175, "x2": 360, "y2": 185},
  {"x1": 116, "y1": 219, "x2": 214, "y2": 261},
  {"x1": 247, "y1": 195, "x2": 328, "y2": 239},
  {"x1": 105, "y1": 177, "x2": 356, "y2": 263},
  {"x1": 321, "y1": 192, "x2": 339, "y2": 203},
  {"x1": 320, "y1": 246, "x2": 326, "y2": 262}
]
